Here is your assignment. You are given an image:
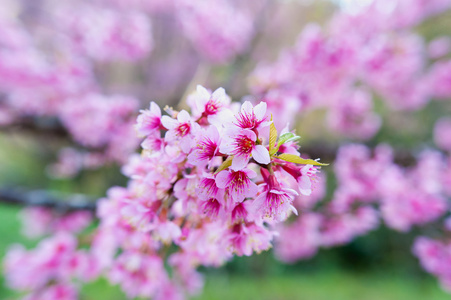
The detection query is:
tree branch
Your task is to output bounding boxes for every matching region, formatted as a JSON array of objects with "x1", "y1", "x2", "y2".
[{"x1": 0, "y1": 188, "x2": 97, "y2": 212}]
